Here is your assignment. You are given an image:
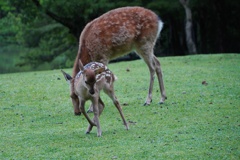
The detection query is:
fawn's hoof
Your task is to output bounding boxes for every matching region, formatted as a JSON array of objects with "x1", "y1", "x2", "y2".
[
  {"x1": 74, "y1": 112, "x2": 81, "y2": 116},
  {"x1": 87, "y1": 109, "x2": 93, "y2": 113}
]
